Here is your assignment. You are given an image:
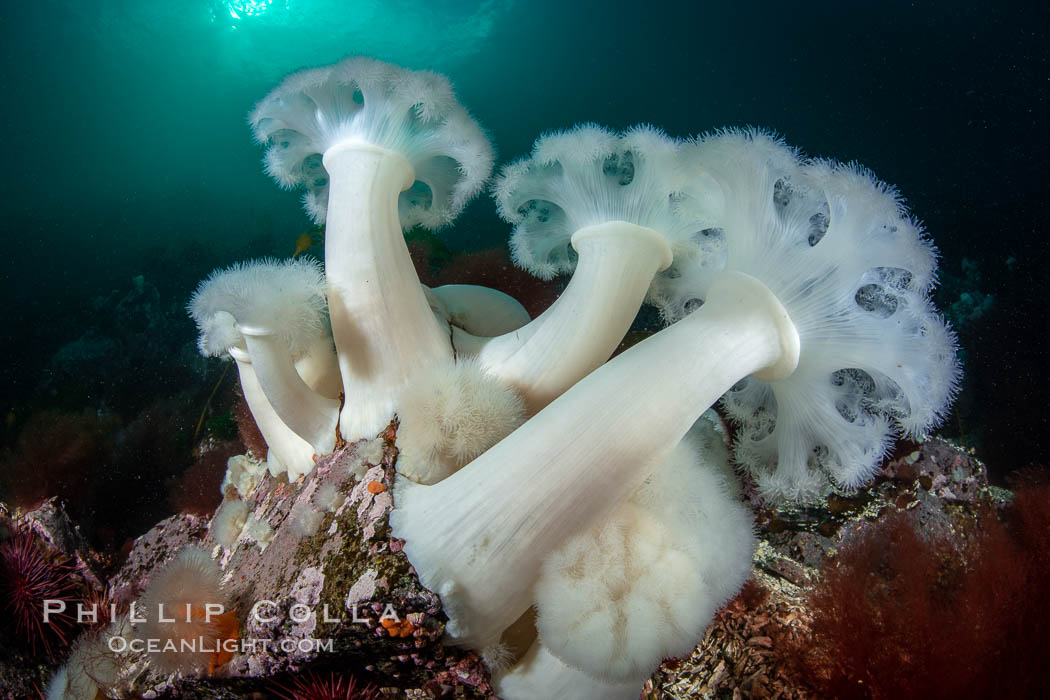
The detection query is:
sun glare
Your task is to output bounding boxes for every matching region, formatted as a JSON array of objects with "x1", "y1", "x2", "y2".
[{"x1": 221, "y1": 0, "x2": 288, "y2": 26}]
